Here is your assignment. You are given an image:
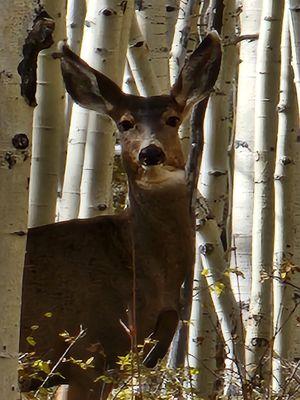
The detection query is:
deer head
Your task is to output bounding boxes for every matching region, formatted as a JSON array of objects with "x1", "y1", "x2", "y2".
[{"x1": 58, "y1": 32, "x2": 221, "y2": 193}]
